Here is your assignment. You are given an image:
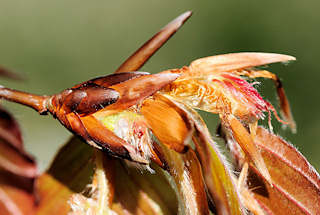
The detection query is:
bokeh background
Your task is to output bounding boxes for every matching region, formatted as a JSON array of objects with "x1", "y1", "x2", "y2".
[{"x1": 0, "y1": 0, "x2": 319, "y2": 171}]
